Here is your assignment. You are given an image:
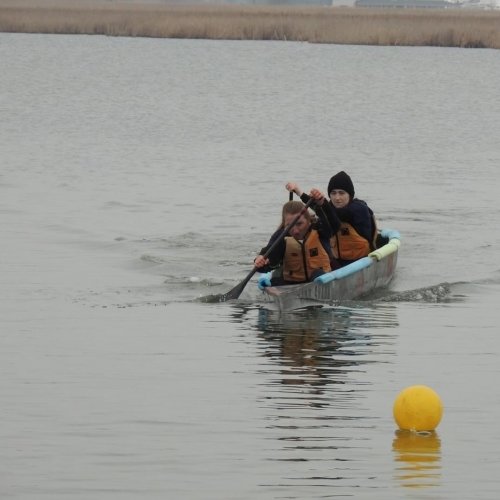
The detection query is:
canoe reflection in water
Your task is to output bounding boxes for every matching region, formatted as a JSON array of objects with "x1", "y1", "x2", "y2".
[
  {"x1": 239, "y1": 305, "x2": 403, "y2": 491},
  {"x1": 393, "y1": 430, "x2": 442, "y2": 488},
  {"x1": 253, "y1": 305, "x2": 400, "y2": 395},
  {"x1": 228, "y1": 304, "x2": 414, "y2": 492}
]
